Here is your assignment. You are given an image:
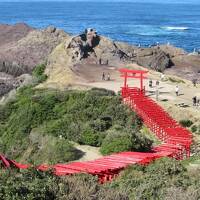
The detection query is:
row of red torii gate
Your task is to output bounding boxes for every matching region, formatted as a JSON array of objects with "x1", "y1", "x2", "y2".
[{"x1": 0, "y1": 68, "x2": 192, "y2": 183}]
